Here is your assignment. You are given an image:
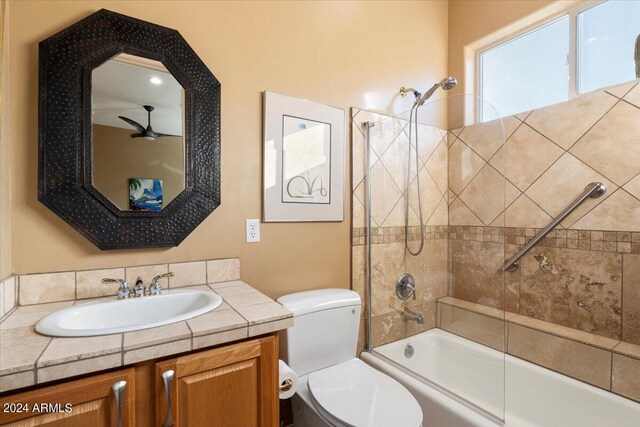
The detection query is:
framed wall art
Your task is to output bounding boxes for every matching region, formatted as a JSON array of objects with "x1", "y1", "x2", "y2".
[{"x1": 263, "y1": 92, "x2": 345, "y2": 222}]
